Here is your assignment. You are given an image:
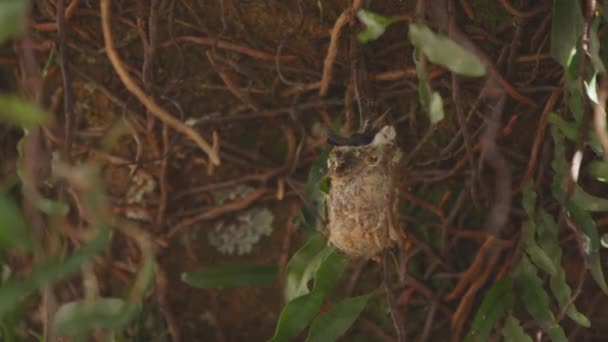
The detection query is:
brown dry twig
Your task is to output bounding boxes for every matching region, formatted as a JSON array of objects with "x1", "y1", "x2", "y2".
[
  {"x1": 207, "y1": 52, "x2": 260, "y2": 112},
  {"x1": 165, "y1": 187, "x2": 270, "y2": 239},
  {"x1": 163, "y1": 36, "x2": 297, "y2": 62},
  {"x1": 594, "y1": 74, "x2": 608, "y2": 159},
  {"x1": 319, "y1": 0, "x2": 363, "y2": 96},
  {"x1": 519, "y1": 87, "x2": 562, "y2": 188},
  {"x1": 100, "y1": 0, "x2": 220, "y2": 165},
  {"x1": 499, "y1": 0, "x2": 550, "y2": 18}
]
